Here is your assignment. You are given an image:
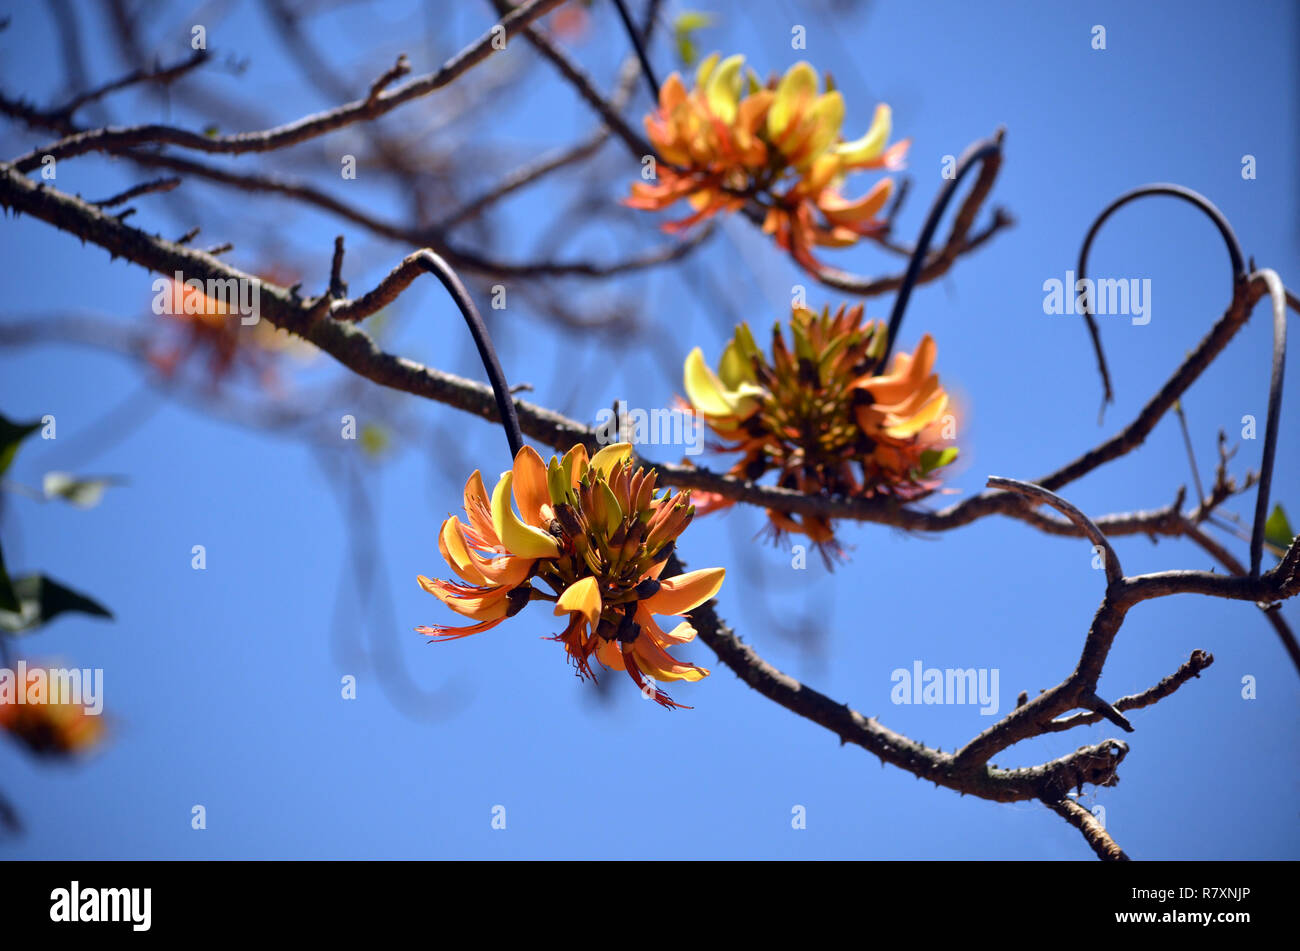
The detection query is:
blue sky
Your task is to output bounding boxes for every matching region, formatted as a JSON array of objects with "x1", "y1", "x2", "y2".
[{"x1": 0, "y1": 0, "x2": 1296, "y2": 859}]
